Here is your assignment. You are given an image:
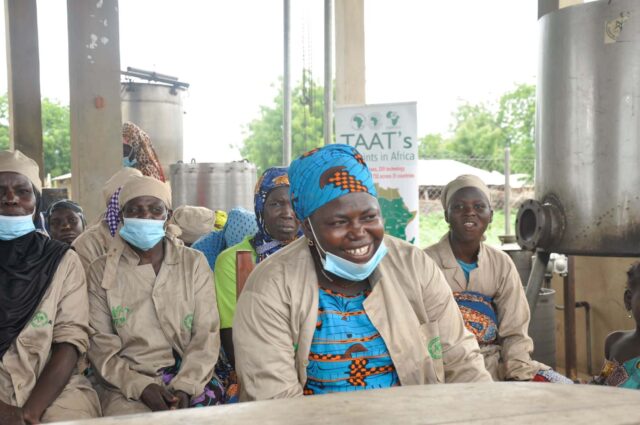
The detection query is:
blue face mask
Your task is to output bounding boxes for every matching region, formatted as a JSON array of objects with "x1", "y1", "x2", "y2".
[
  {"x1": 308, "y1": 220, "x2": 388, "y2": 281},
  {"x1": 119, "y1": 218, "x2": 166, "y2": 251},
  {"x1": 0, "y1": 214, "x2": 36, "y2": 241},
  {"x1": 122, "y1": 156, "x2": 138, "y2": 168}
]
